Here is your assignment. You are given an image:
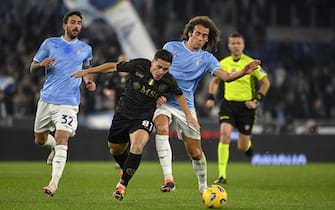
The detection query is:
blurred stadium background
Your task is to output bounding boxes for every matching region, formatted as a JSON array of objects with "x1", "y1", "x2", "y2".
[{"x1": 0, "y1": 0, "x2": 334, "y2": 162}]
